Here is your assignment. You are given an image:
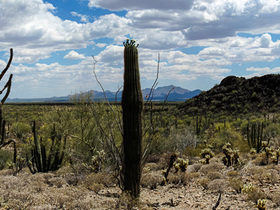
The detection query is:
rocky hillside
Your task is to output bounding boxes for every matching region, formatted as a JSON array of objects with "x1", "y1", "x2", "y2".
[{"x1": 179, "y1": 74, "x2": 280, "y2": 115}]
